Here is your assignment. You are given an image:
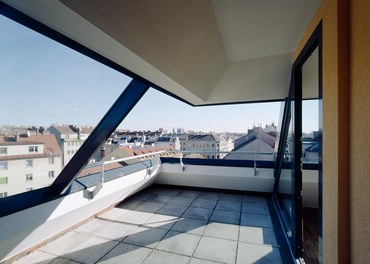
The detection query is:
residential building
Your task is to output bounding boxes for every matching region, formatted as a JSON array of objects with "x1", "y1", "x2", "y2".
[
  {"x1": 0, "y1": 134, "x2": 62, "y2": 197},
  {"x1": 185, "y1": 134, "x2": 233, "y2": 159},
  {"x1": 226, "y1": 128, "x2": 276, "y2": 161},
  {"x1": 48, "y1": 125, "x2": 93, "y2": 166},
  {"x1": 153, "y1": 136, "x2": 180, "y2": 150}
]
